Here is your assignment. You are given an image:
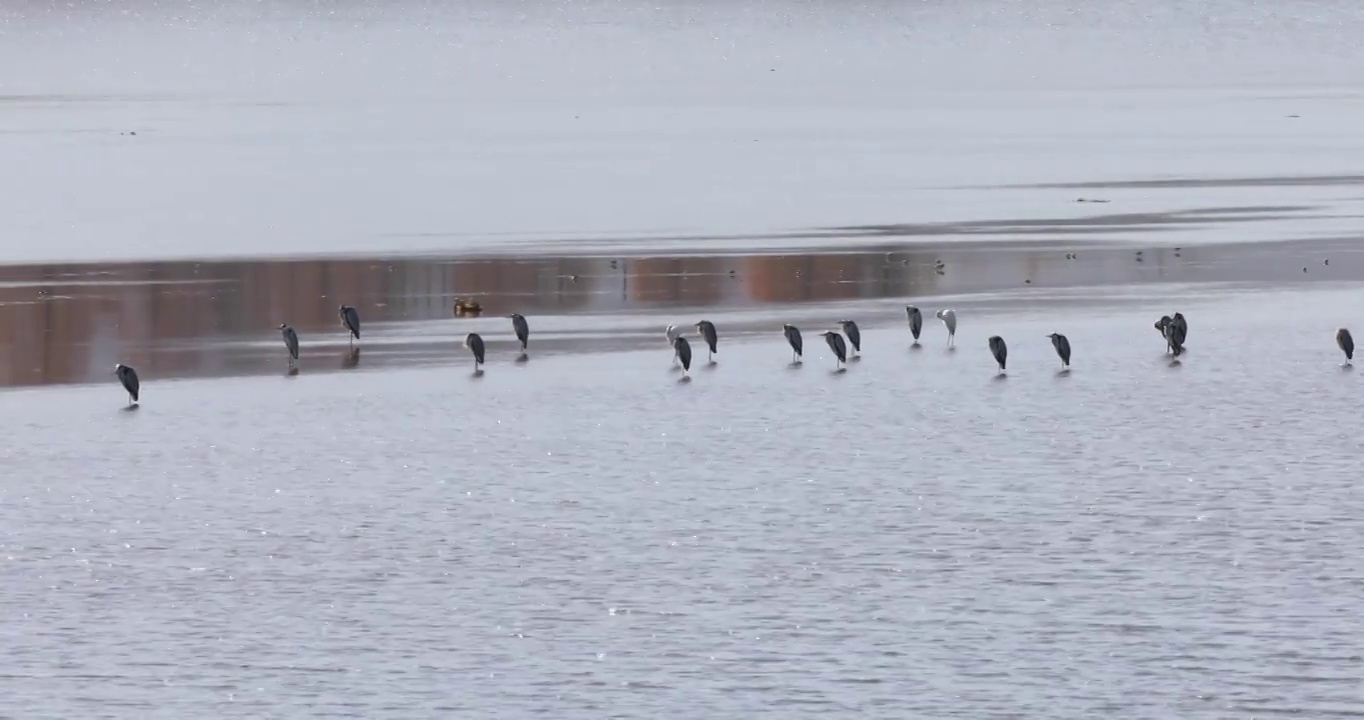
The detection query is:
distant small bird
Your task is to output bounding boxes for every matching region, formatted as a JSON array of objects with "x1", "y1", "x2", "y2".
[
  {"x1": 453, "y1": 298, "x2": 483, "y2": 316},
  {"x1": 821, "y1": 331, "x2": 848, "y2": 369},
  {"x1": 906, "y1": 306, "x2": 923, "y2": 342},
  {"x1": 988, "y1": 335, "x2": 1007, "y2": 373},
  {"x1": 464, "y1": 333, "x2": 485, "y2": 369},
  {"x1": 114, "y1": 363, "x2": 139, "y2": 406},
  {"x1": 1337, "y1": 328, "x2": 1354, "y2": 364},
  {"x1": 782, "y1": 324, "x2": 804, "y2": 363},
  {"x1": 280, "y1": 323, "x2": 299, "y2": 367},
  {"x1": 839, "y1": 320, "x2": 861, "y2": 356},
  {"x1": 509, "y1": 313, "x2": 529, "y2": 352},
  {"x1": 937, "y1": 309, "x2": 957, "y2": 347},
  {"x1": 695, "y1": 320, "x2": 718, "y2": 362},
  {"x1": 1048, "y1": 332, "x2": 1071, "y2": 369},
  {"x1": 338, "y1": 305, "x2": 360, "y2": 346},
  {"x1": 673, "y1": 335, "x2": 693, "y2": 376}
]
